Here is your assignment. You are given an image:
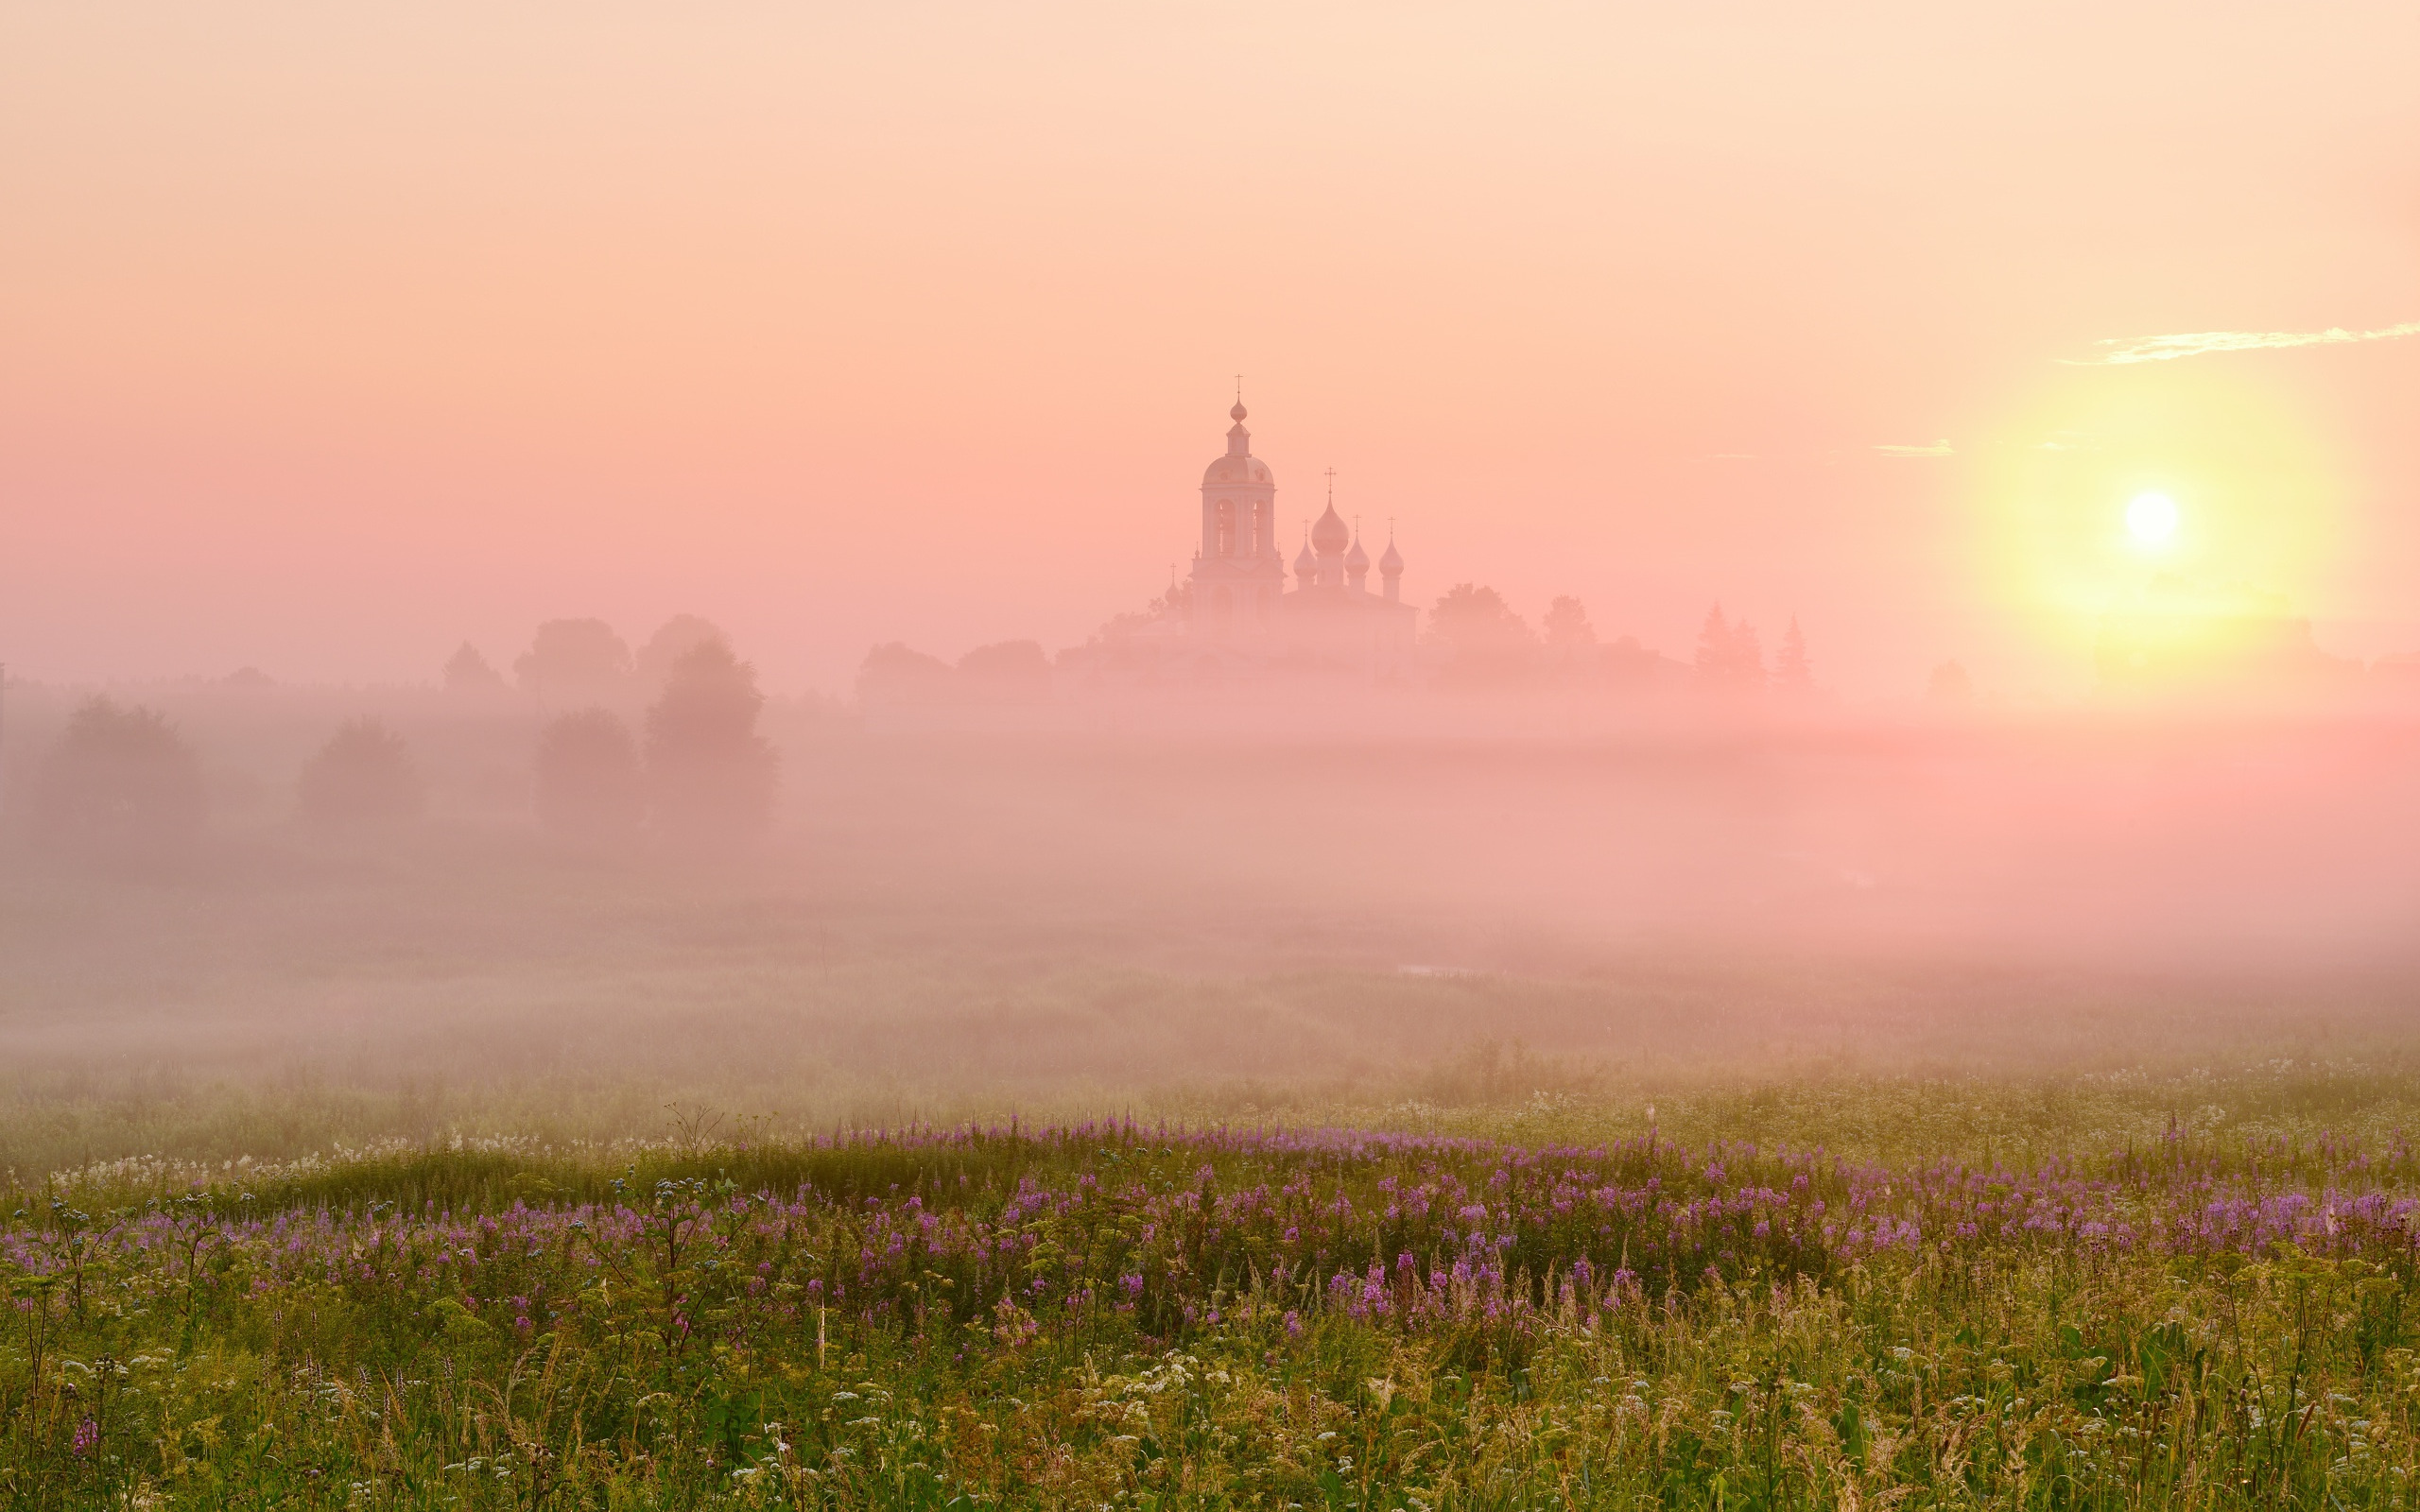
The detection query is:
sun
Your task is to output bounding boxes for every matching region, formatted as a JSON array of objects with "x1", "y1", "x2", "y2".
[
  {"x1": 1971, "y1": 361, "x2": 2347, "y2": 679},
  {"x1": 2125, "y1": 491, "x2": 2179, "y2": 549}
]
